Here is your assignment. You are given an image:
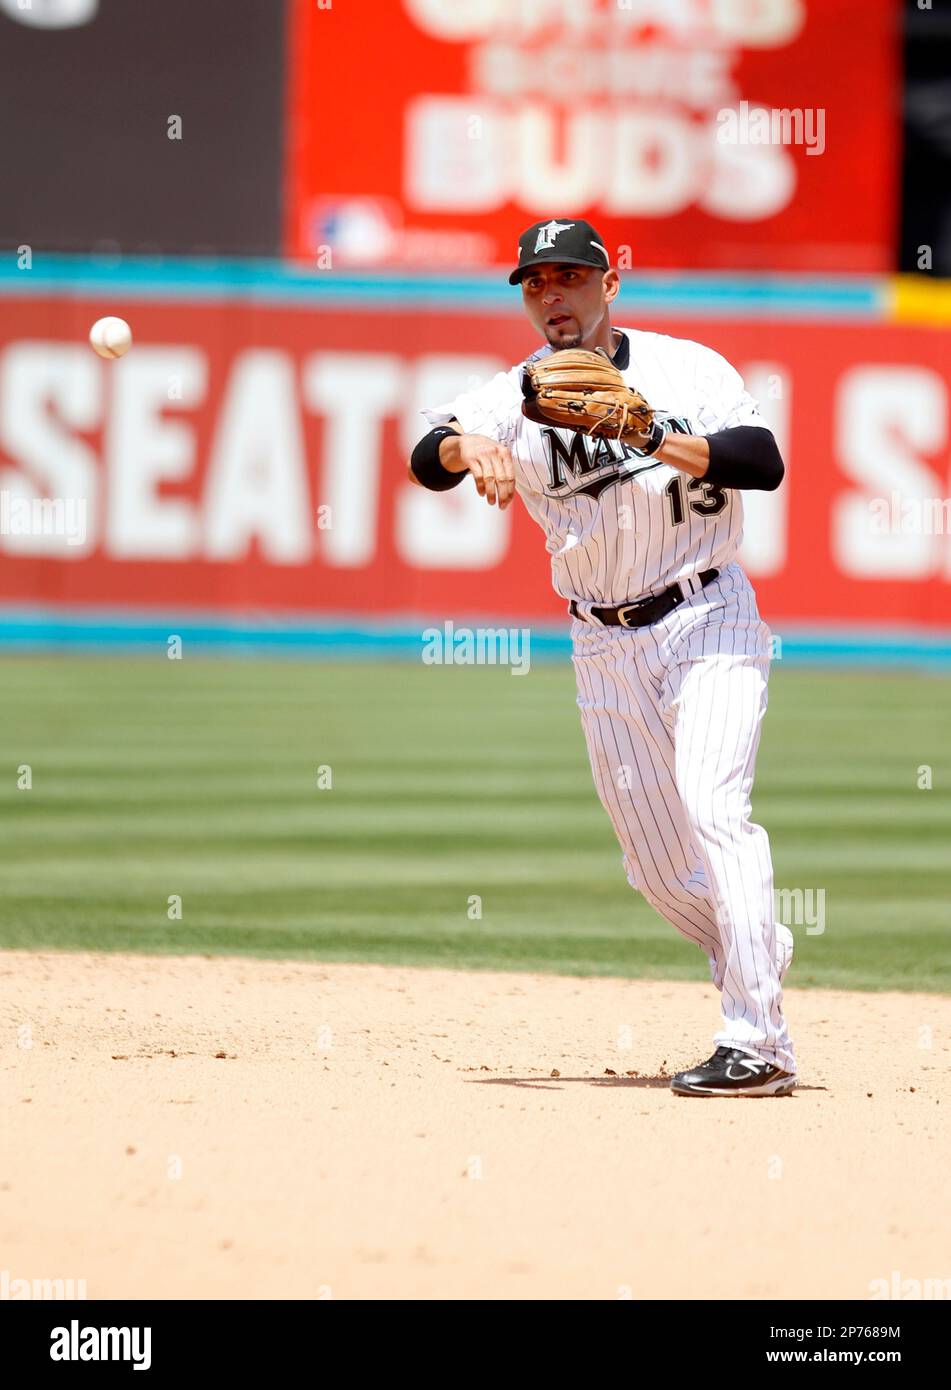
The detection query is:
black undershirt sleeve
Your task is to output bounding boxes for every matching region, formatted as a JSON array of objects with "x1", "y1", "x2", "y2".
[
  {"x1": 410, "y1": 425, "x2": 467, "y2": 491},
  {"x1": 703, "y1": 425, "x2": 784, "y2": 491}
]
